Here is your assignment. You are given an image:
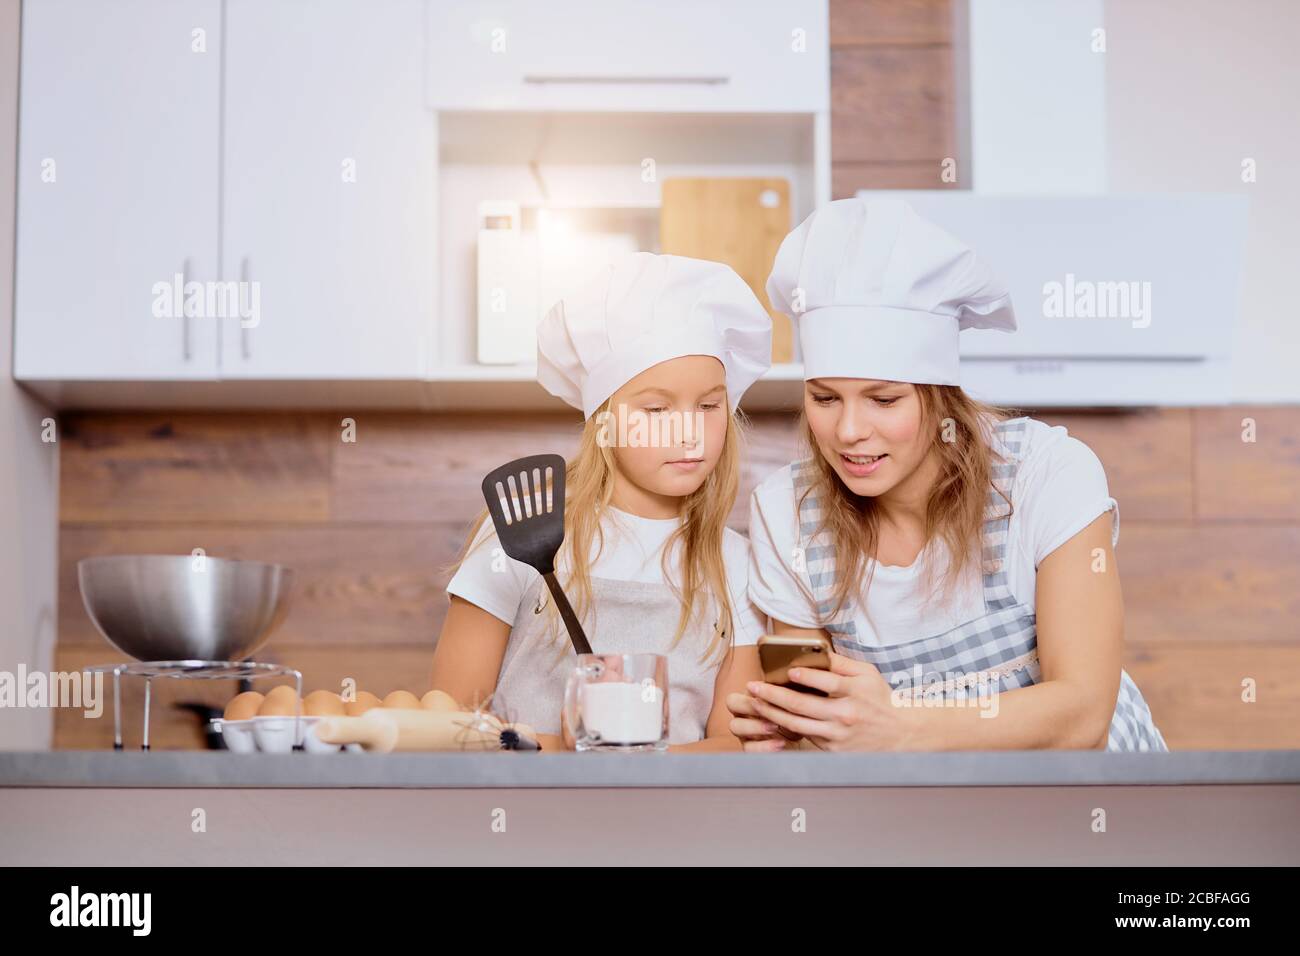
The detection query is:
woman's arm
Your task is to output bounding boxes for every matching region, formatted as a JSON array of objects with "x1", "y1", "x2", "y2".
[
  {"x1": 739, "y1": 513, "x2": 1123, "y2": 750},
  {"x1": 902, "y1": 510, "x2": 1122, "y2": 749},
  {"x1": 670, "y1": 644, "x2": 764, "y2": 752}
]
